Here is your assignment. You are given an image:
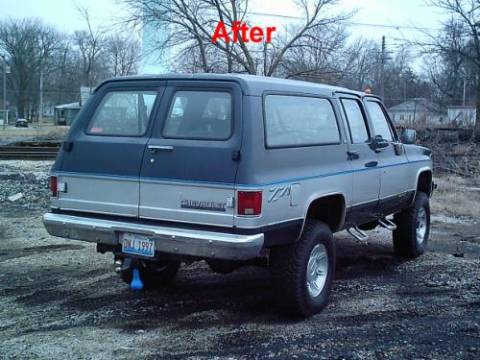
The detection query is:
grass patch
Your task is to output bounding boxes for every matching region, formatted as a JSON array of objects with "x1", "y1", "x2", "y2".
[{"x1": 431, "y1": 175, "x2": 480, "y2": 219}]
